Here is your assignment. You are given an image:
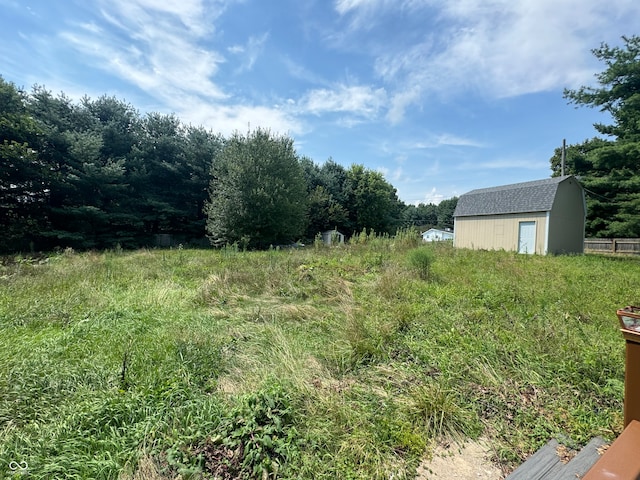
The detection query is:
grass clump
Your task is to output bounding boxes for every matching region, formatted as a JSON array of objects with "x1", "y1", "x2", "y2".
[
  {"x1": 407, "y1": 381, "x2": 479, "y2": 441},
  {"x1": 406, "y1": 246, "x2": 435, "y2": 280}
]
